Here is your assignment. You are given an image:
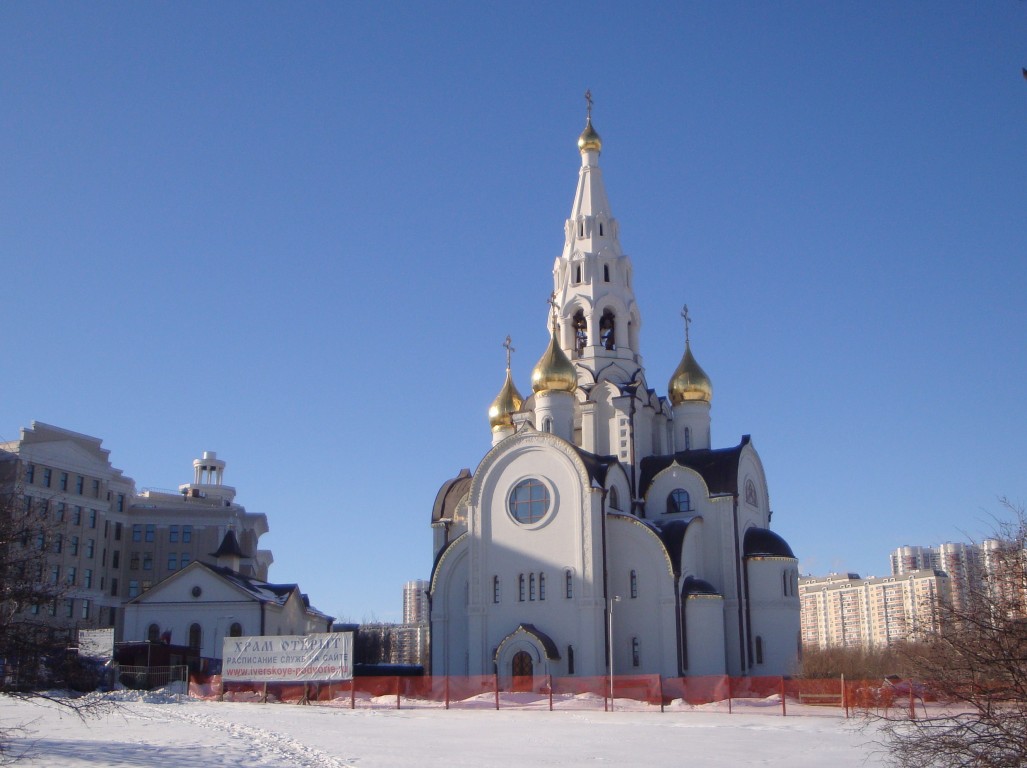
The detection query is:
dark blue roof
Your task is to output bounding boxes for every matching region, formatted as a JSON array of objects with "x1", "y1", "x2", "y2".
[
  {"x1": 649, "y1": 516, "x2": 701, "y2": 575},
  {"x1": 743, "y1": 527, "x2": 795, "y2": 558},
  {"x1": 210, "y1": 529, "x2": 245, "y2": 558},
  {"x1": 638, "y1": 436, "x2": 751, "y2": 500},
  {"x1": 682, "y1": 576, "x2": 719, "y2": 596}
]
